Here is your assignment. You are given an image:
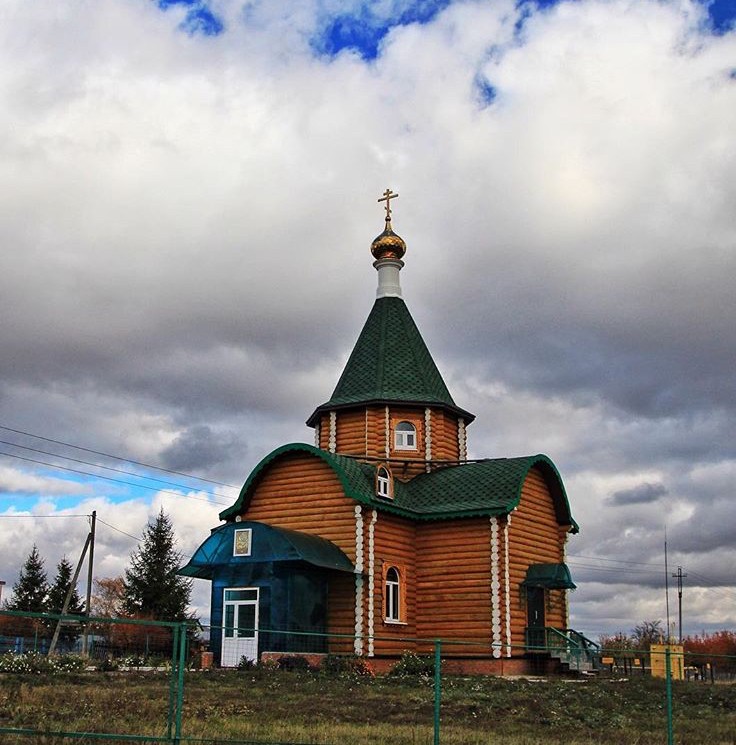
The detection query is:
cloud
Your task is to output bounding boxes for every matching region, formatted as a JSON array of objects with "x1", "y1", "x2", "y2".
[
  {"x1": 0, "y1": 0, "x2": 734, "y2": 637},
  {"x1": 0, "y1": 467, "x2": 92, "y2": 496},
  {"x1": 610, "y1": 482, "x2": 668, "y2": 506}
]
